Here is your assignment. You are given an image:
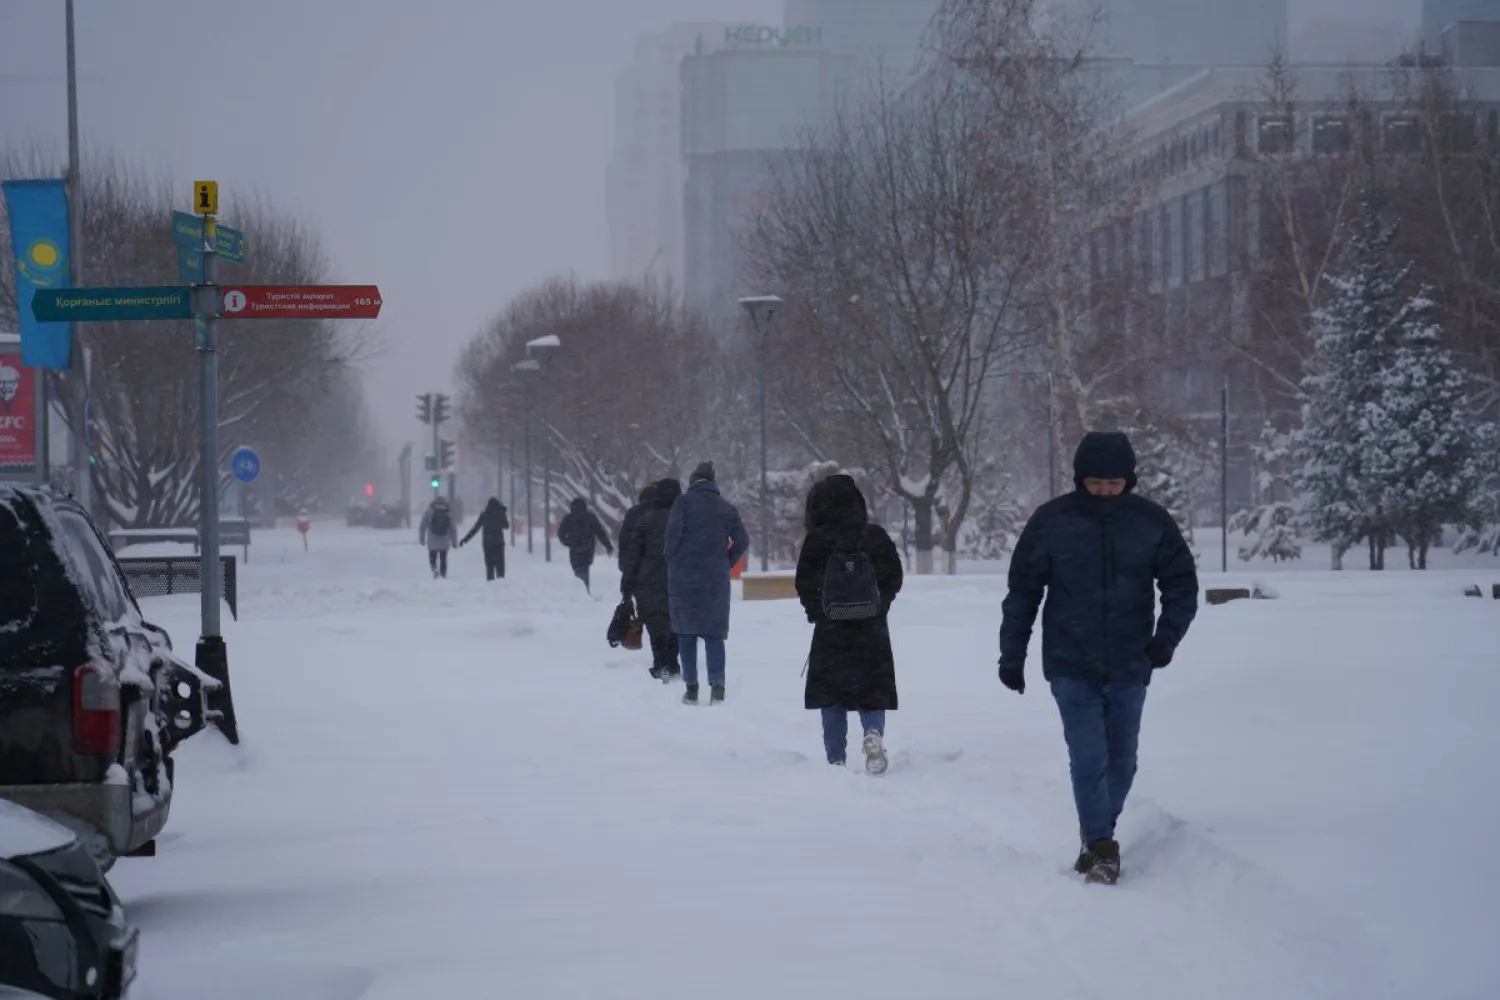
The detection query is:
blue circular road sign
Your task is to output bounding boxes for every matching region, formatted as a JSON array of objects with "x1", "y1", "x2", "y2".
[{"x1": 230, "y1": 447, "x2": 261, "y2": 484}]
